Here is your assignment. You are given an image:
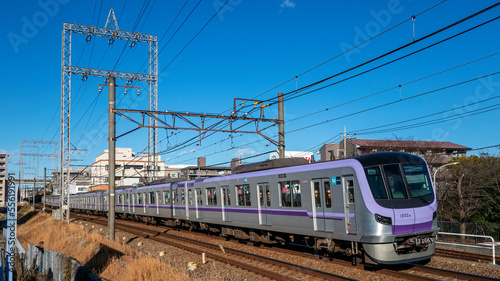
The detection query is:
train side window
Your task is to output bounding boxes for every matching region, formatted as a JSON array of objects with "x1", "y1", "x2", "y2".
[
  {"x1": 279, "y1": 181, "x2": 301, "y2": 207},
  {"x1": 347, "y1": 180, "x2": 355, "y2": 203},
  {"x1": 266, "y1": 184, "x2": 271, "y2": 207},
  {"x1": 236, "y1": 185, "x2": 251, "y2": 206},
  {"x1": 197, "y1": 188, "x2": 203, "y2": 205},
  {"x1": 164, "y1": 191, "x2": 170, "y2": 204},
  {"x1": 383, "y1": 164, "x2": 408, "y2": 199},
  {"x1": 188, "y1": 189, "x2": 193, "y2": 206},
  {"x1": 279, "y1": 182, "x2": 292, "y2": 207},
  {"x1": 206, "y1": 187, "x2": 217, "y2": 206},
  {"x1": 324, "y1": 180, "x2": 332, "y2": 208},
  {"x1": 181, "y1": 190, "x2": 185, "y2": 205},
  {"x1": 149, "y1": 192, "x2": 155, "y2": 204},
  {"x1": 365, "y1": 167, "x2": 389, "y2": 199},
  {"x1": 292, "y1": 181, "x2": 301, "y2": 207},
  {"x1": 118, "y1": 195, "x2": 122, "y2": 204},
  {"x1": 173, "y1": 190, "x2": 177, "y2": 204},
  {"x1": 314, "y1": 181, "x2": 321, "y2": 207},
  {"x1": 138, "y1": 193, "x2": 143, "y2": 205}
]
